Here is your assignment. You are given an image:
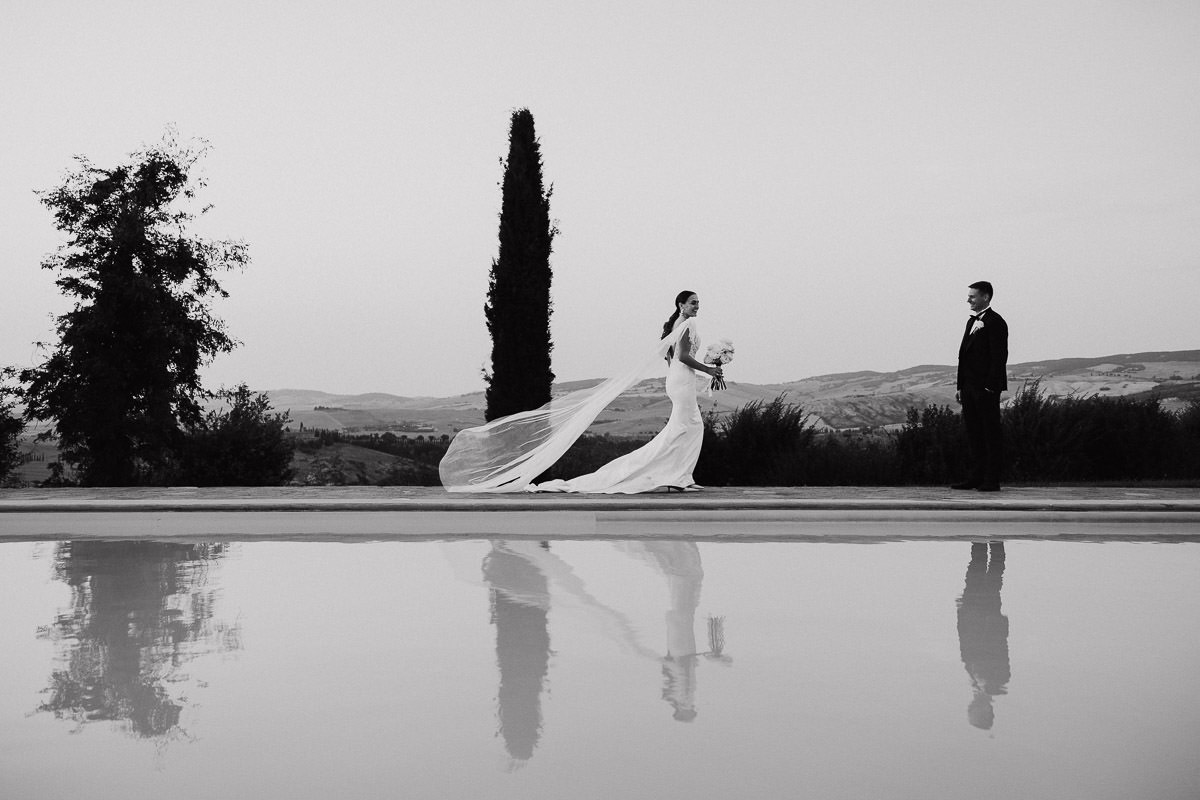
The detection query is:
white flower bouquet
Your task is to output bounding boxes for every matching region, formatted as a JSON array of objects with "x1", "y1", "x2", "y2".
[{"x1": 704, "y1": 339, "x2": 734, "y2": 391}]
